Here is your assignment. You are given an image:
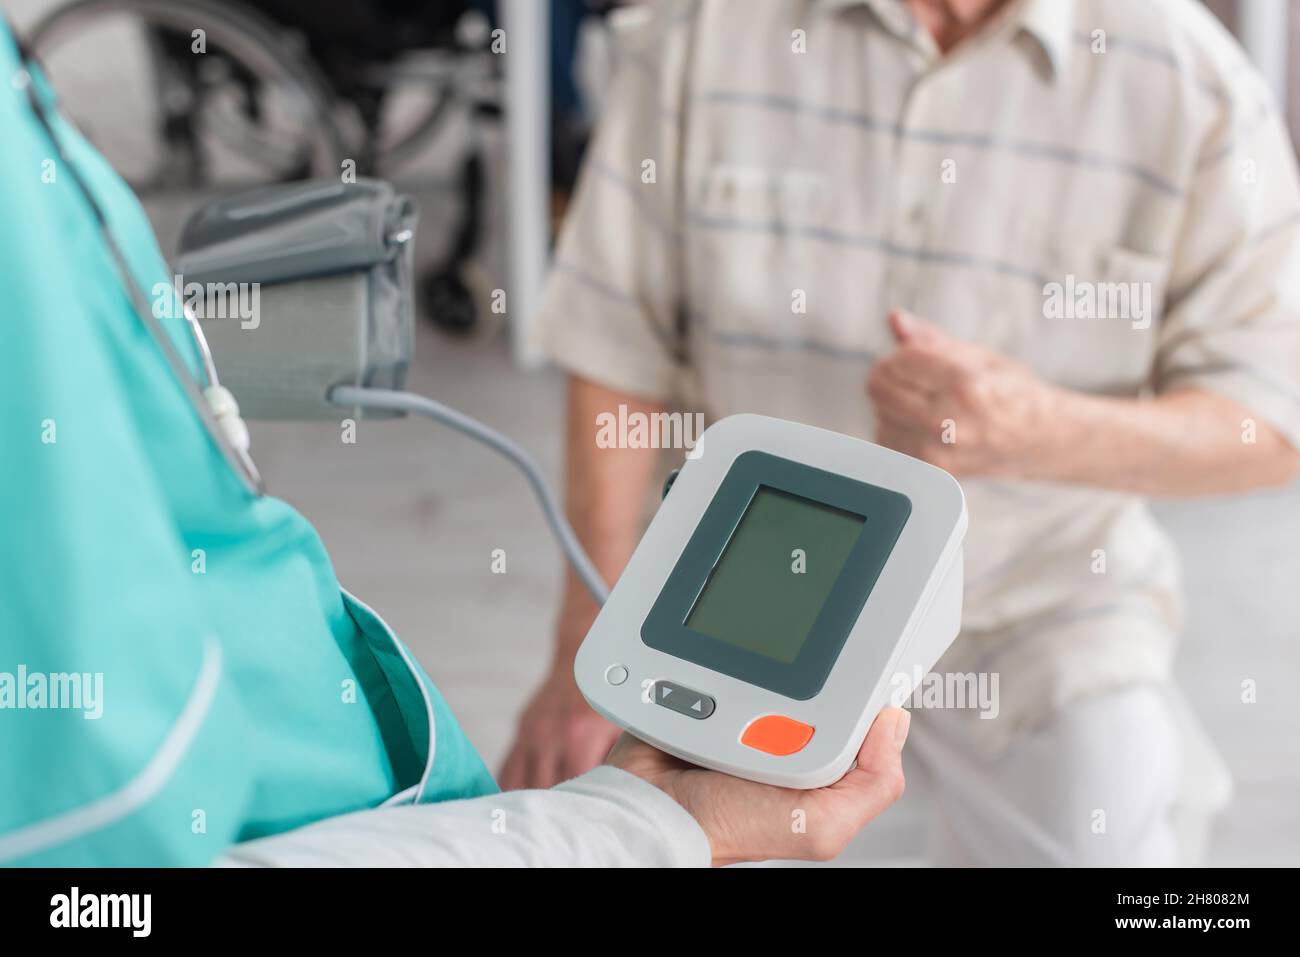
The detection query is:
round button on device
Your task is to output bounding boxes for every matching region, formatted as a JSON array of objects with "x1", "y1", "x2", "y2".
[
  {"x1": 604, "y1": 664, "x2": 629, "y2": 686},
  {"x1": 741, "y1": 715, "x2": 815, "y2": 756}
]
